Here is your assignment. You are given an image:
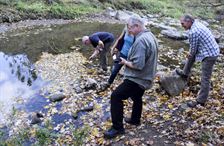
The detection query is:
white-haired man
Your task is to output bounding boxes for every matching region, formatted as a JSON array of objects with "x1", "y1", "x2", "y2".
[
  {"x1": 177, "y1": 14, "x2": 220, "y2": 107},
  {"x1": 82, "y1": 32, "x2": 114, "y2": 71},
  {"x1": 104, "y1": 16, "x2": 158, "y2": 139}
]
